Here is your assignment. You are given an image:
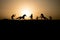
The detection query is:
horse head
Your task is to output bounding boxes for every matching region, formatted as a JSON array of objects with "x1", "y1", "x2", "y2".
[{"x1": 23, "y1": 14, "x2": 26, "y2": 17}]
